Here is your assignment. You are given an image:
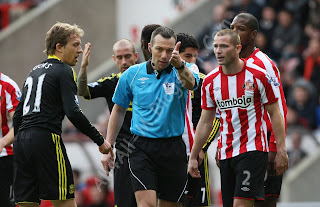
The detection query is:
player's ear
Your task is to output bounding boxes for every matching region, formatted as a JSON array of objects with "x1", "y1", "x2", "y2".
[
  {"x1": 148, "y1": 43, "x2": 152, "y2": 53},
  {"x1": 251, "y1": 30, "x2": 258, "y2": 40},
  {"x1": 55, "y1": 43, "x2": 63, "y2": 52}
]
